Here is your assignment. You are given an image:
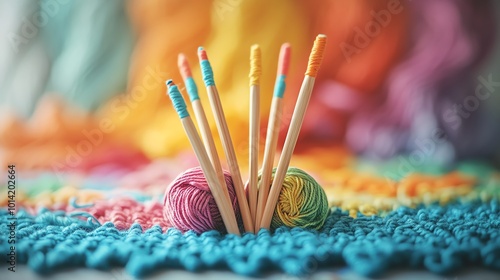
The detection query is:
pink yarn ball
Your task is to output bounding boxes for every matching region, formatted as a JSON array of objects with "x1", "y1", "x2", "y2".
[{"x1": 163, "y1": 166, "x2": 241, "y2": 233}]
